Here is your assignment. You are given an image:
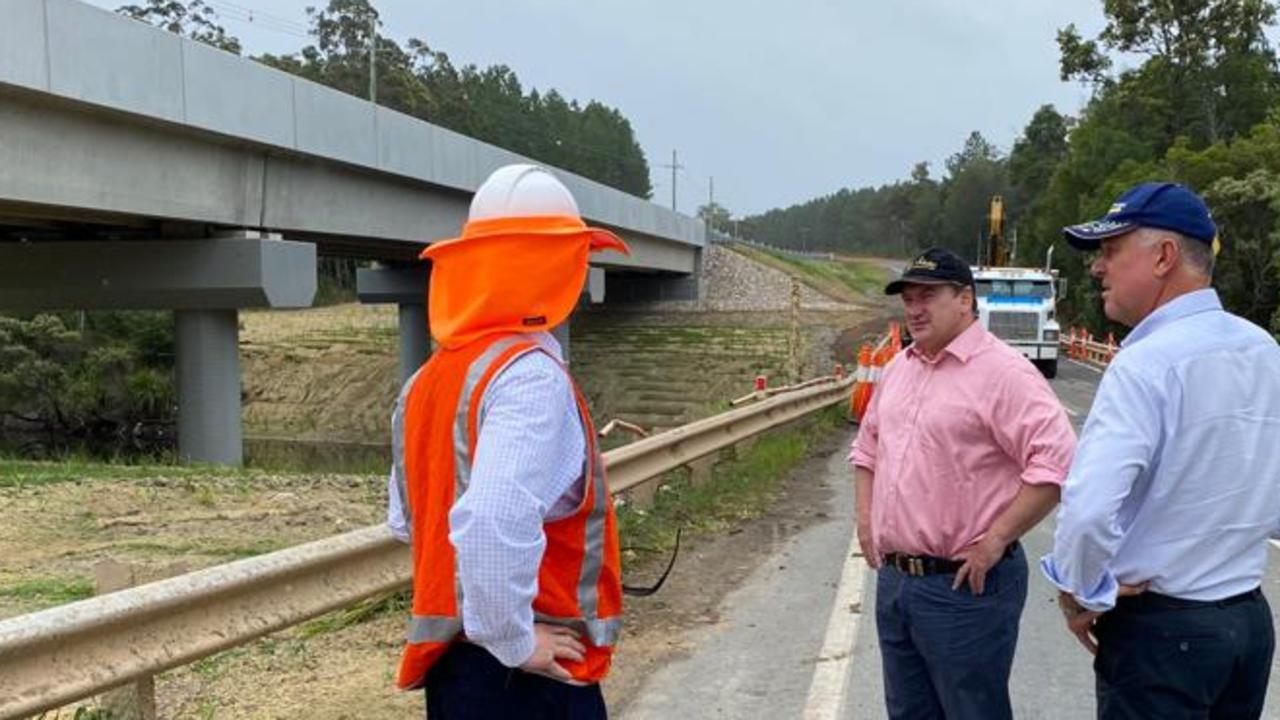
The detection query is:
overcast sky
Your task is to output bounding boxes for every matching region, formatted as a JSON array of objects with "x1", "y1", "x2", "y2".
[{"x1": 87, "y1": 0, "x2": 1110, "y2": 216}]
